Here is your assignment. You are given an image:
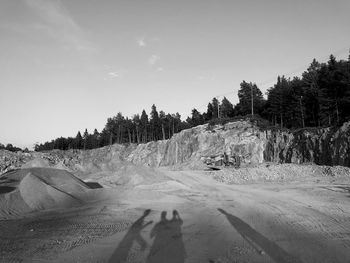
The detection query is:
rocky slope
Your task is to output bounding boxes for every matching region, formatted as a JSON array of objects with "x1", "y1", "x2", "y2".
[
  {"x1": 127, "y1": 120, "x2": 350, "y2": 168},
  {"x1": 264, "y1": 122, "x2": 350, "y2": 166},
  {"x1": 1, "y1": 120, "x2": 350, "y2": 175}
]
